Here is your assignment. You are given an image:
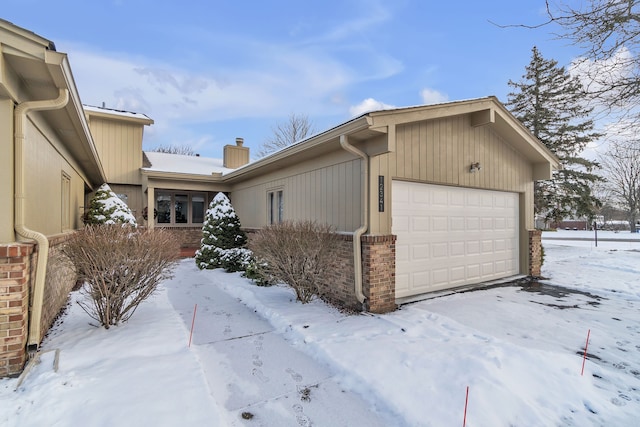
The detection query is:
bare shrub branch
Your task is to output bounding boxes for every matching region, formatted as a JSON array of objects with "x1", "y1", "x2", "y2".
[
  {"x1": 248, "y1": 221, "x2": 339, "y2": 303},
  {"x1": 63, "y1": 226, "x2": 179, "y2": 328}
]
